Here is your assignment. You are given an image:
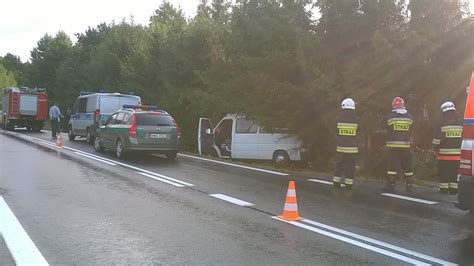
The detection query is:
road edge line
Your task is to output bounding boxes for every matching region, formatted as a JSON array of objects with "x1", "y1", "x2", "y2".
[
  {"x1": 0, "y1": 196, "x2": 48, "y2": 265},
  {"x1": 273, "y1": 217, "x2": 431, "y2": 265}
]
